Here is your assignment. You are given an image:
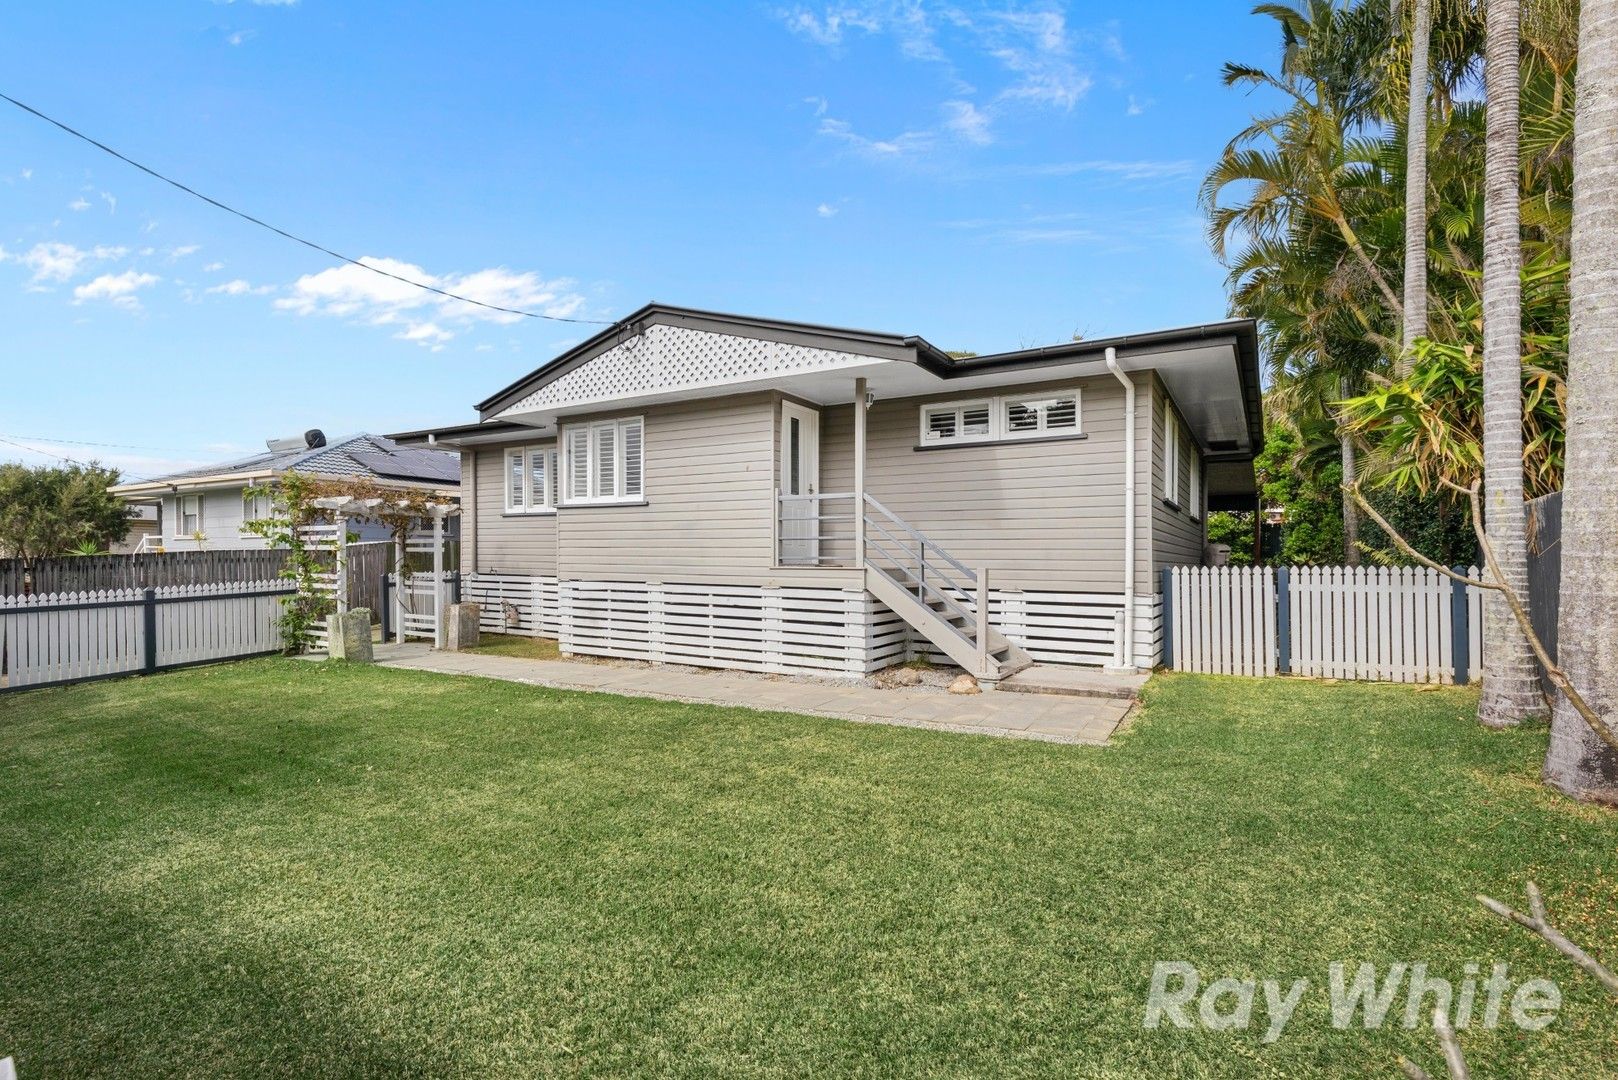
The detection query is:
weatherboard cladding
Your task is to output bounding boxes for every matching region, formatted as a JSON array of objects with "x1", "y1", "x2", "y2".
[{"x1": 494, "y1": 323, "x2": 884, "y2": 417}]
